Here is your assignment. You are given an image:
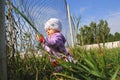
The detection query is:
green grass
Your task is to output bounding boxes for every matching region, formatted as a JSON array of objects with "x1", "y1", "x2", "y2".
[{"x1": 7, "y1": 47, "x2": 120, "y2": 80}]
